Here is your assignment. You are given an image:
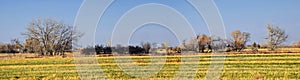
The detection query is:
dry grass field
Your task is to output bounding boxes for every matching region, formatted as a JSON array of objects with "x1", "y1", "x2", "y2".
[{"x1": 0, "y1": 48, "x2": 300, "y2": 79}]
